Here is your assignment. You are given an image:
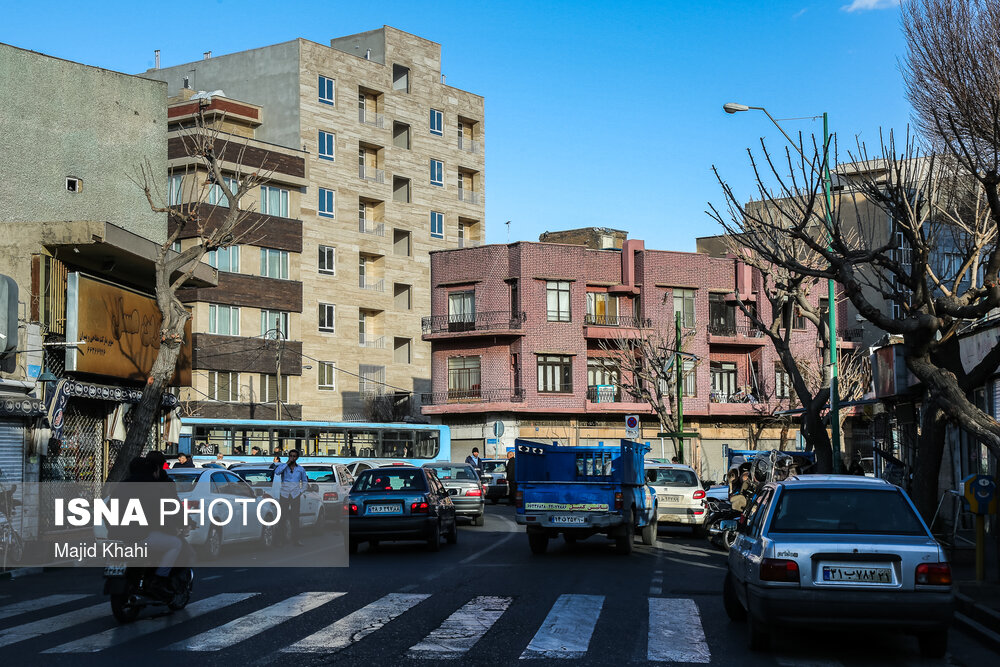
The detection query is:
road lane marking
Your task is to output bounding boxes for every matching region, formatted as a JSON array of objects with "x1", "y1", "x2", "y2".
[
  {"x1": 408, "y1": 596, "x2": 512, "y2": 659},
  {"x1": 647, "y1": 598, "x2": 710, "y2": 663},
  {"x1": 660, "y1": 555, "x2": 726, "y2": 571},
  {"x1": 0, "y1": 603, "x2": 107, "y2": 648},
  {"x1": 44, "y1": 593, "x2": 257, "y2": 653},
  {"x1": 520, "y1": 594, "x2": 603, "y2": 659},
  {"x1": 283, "y1": 593, "x2": 429, "y2": 653},
  {"x1": 164, "y1": 592, "x2": 344, "y2": 651},
  {"x1": 0, "y1": 594, "x2": 91, "y2": 621}
]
